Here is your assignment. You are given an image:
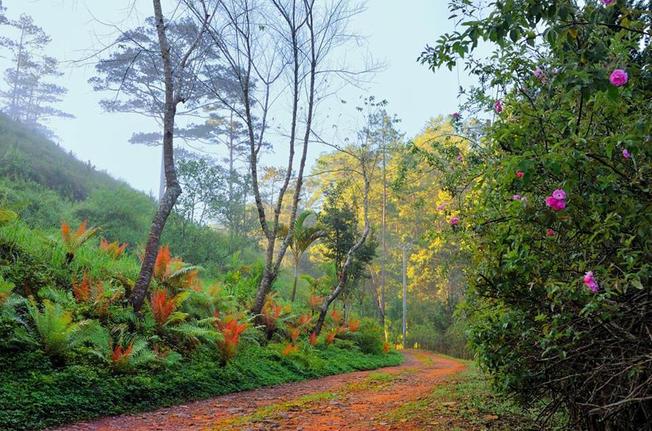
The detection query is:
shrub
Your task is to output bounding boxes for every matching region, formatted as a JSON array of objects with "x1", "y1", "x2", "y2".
[
  {"x1": 343, "y1": 318, "x2": 384, "y2": 354},
  {"x1": 421, "y1": 0, "x2": 652, "y2": 428}
]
